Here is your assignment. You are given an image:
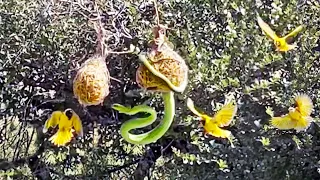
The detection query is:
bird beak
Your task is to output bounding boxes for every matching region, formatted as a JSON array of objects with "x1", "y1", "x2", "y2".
[
  {"x1": 43, "y1": 128, "x2": 48, "y2": 133},
  {"x1": 288, "y1": 107, "x2": 295, "y2": 112},
  {"x1": 64, "y1": 108, "x2": 73, "y2": 113}
]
